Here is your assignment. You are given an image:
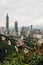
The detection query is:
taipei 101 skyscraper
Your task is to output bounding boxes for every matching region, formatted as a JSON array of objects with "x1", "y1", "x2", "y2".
[{"x1": 6, "y1": 14, "x2": 9, "y2": 34}]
